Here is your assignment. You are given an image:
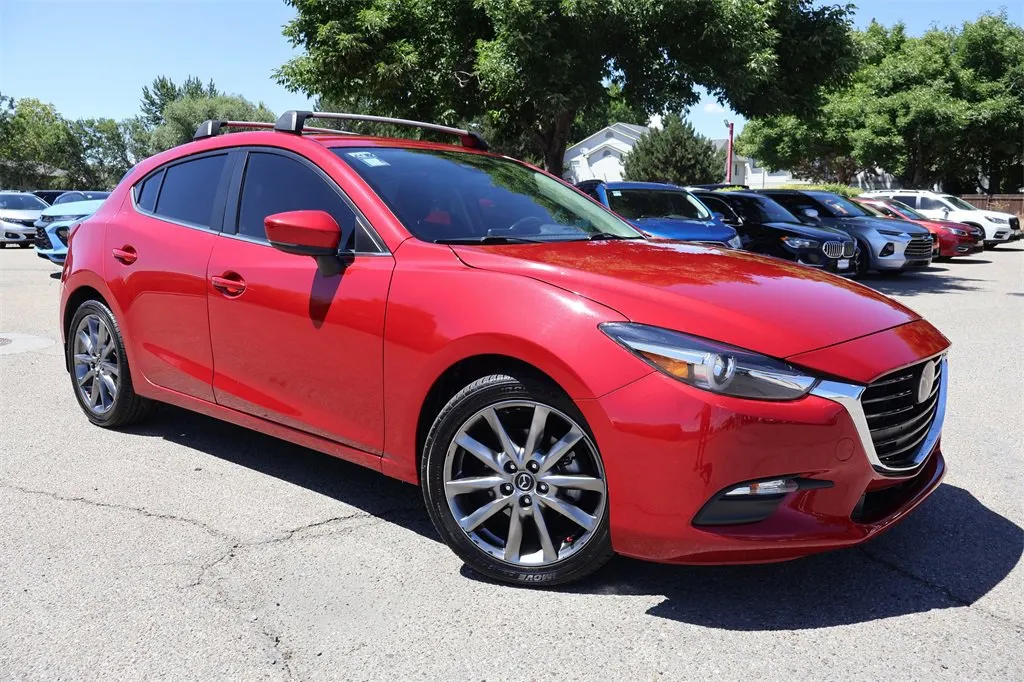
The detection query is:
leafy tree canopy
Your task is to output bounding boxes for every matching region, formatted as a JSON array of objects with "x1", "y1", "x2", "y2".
[
  {"x1": 149, "y1": 95, "x2": 276, "y2": 152},
  {"x1": 276, "y1": 0, "x2": 857, "y2": 177},
  {"x1": 737, "y1": 12, "x2": 1024, "y2": 192},
  {"x1": 623, "y1": 114, "x2": 725, "y2": 186},
  {"x1": 140, "y1": 75, "x2": 221, "y2": 128}
]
